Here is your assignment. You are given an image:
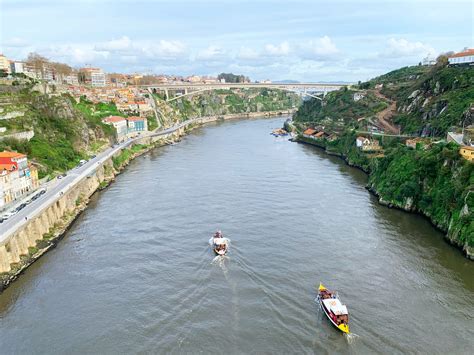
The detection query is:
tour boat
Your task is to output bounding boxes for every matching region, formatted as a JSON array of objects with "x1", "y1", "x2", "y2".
[
  {"x1": 317, "y1": 283, "x2": 350, "y2": 334},
  {"x1": 210, "y1": 232, "x2": 228, "y2": 256},
  {"x1": 270, "y1": 128, "x2": 289, "y2": 137}
]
